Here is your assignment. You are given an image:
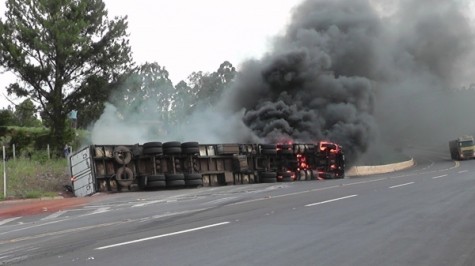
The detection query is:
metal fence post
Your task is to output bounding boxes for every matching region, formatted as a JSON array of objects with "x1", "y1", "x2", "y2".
[{"x1": 3, "y1": 146, "x2": 6, "y2": 198}]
